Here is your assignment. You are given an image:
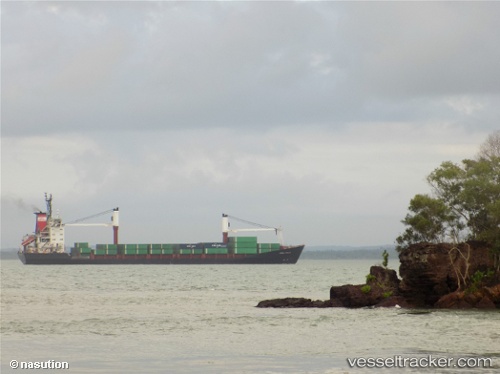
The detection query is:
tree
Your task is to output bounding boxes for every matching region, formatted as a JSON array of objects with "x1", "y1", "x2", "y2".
[
  {"x1": 477, "y1": 130, "x2": 500, "y2": 161},
  {"x1": 396, "y1": 194, "x2": 457, "y2": 248},
  {"x1": 460, "y1": 157, "x2": 500, "y2": 244}
]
